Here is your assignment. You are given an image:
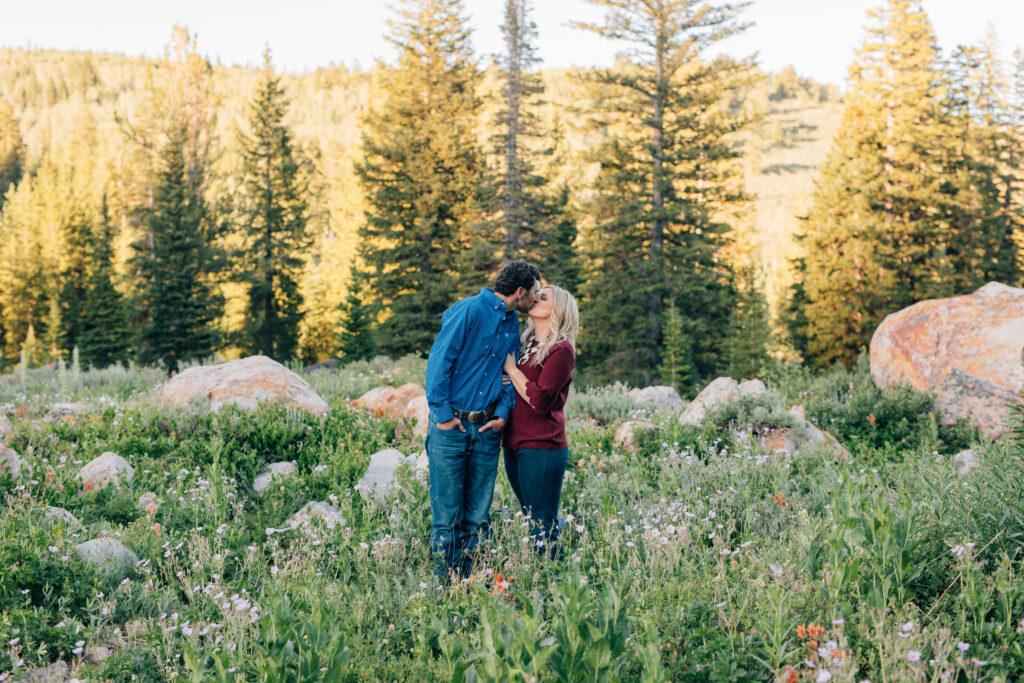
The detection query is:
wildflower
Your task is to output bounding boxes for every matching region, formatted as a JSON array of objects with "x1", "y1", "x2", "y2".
[
  {"x1": 907, "y1": 651, "x2": 921, "y2": 662},
  {"x1": 951, "y1": 544, "x2": 965, "y2": 557},
  {"x1": 816, "y1": 669, "x2": 832, "y2": 682},
  {"x1": 867, "y1": 414, "x2": 876, "y2": 427},
  {"x1": 901, "y1": 621, "x2": 914, "y2": 633},
  {"x1": 970, "y1": 658, "x2": 987, "y2": 667},
  {"x1": 831, "y1": 618, "x2": 845, "y2": 626},
  {"x1": 418, "y1": 582, "x2": 428, "y2": 590}
]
